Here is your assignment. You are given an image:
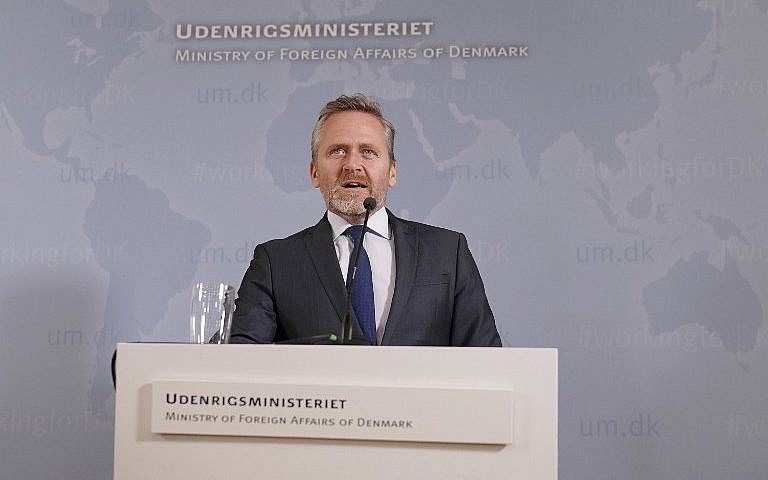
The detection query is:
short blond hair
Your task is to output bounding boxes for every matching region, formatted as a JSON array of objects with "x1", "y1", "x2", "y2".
[{"x1": 311, "y1": 93, "x2": 396, "y2": 163}]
